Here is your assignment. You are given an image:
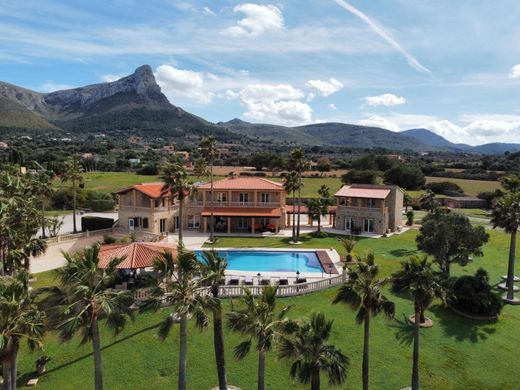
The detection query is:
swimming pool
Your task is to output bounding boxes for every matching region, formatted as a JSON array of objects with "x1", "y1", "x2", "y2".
[{"x1": 196, "y1": 250, "x2": 323, "y2": 273}]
